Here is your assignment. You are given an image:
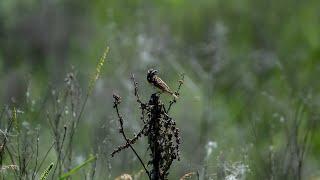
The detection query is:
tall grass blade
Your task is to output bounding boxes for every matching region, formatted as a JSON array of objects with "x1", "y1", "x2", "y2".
[{"x1": 59, "y1": 155, "x2": 97, "y2": 180}]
